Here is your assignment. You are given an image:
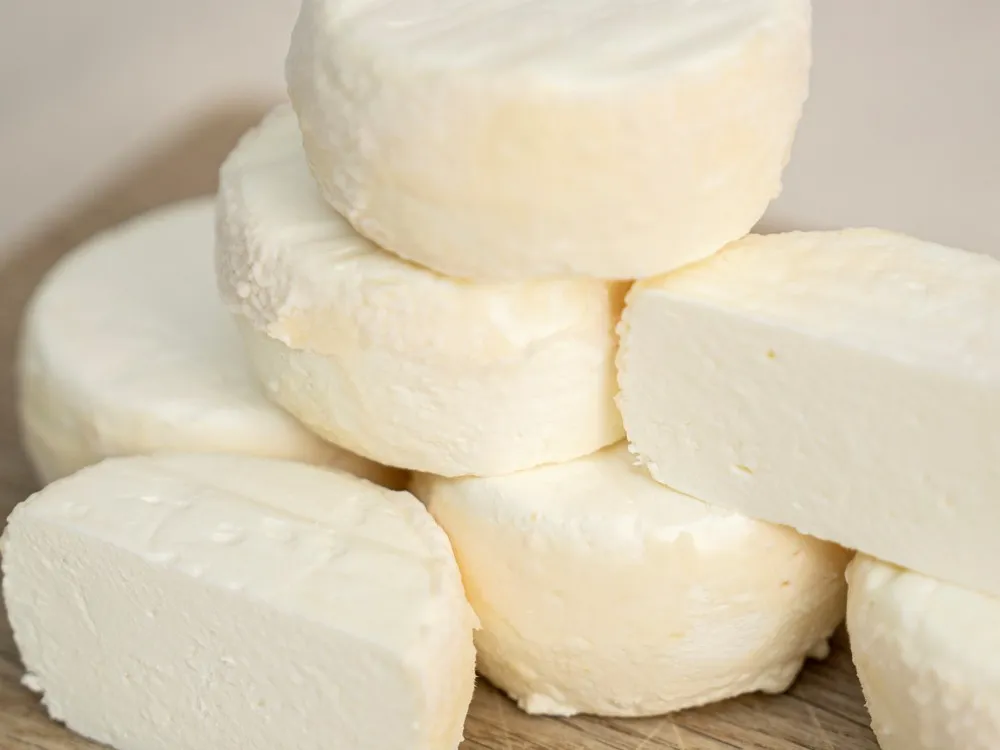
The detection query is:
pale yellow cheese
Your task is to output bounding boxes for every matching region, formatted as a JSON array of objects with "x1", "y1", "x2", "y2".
[
  {"x1": 217, "y1": 108, "x2": 625, "y2": 476},
  {"x1": 2, "y1": 454, "x2": 476, "y2": 750},
  {"x1": 287, "y1": 0, "x2": 812, "y2": 280},
  {"x1": 17, "y1": 199, "x2": 403, "y2": 488},
  {"x1": 414, "y1": 443, "x2": 850, "y2": 717}
]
